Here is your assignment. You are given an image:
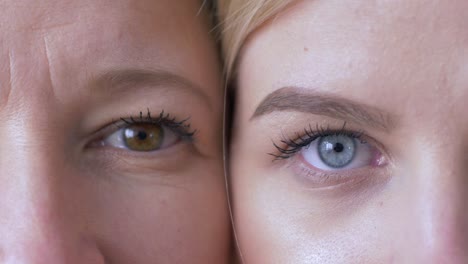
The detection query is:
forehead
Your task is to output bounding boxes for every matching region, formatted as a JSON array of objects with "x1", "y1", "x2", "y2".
[
  {"x1": 0, "y1": 0, "x2": 219, "y2": 102},
  {"x1": 1, "y1": 0, "x2": 205, "y2": 27},
  {"x1": 4, "y1": 0, "x2": 208, "y2": 60},
  {"x1": 239, "y1": 0, "x2": 468, "y2": 123}
]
